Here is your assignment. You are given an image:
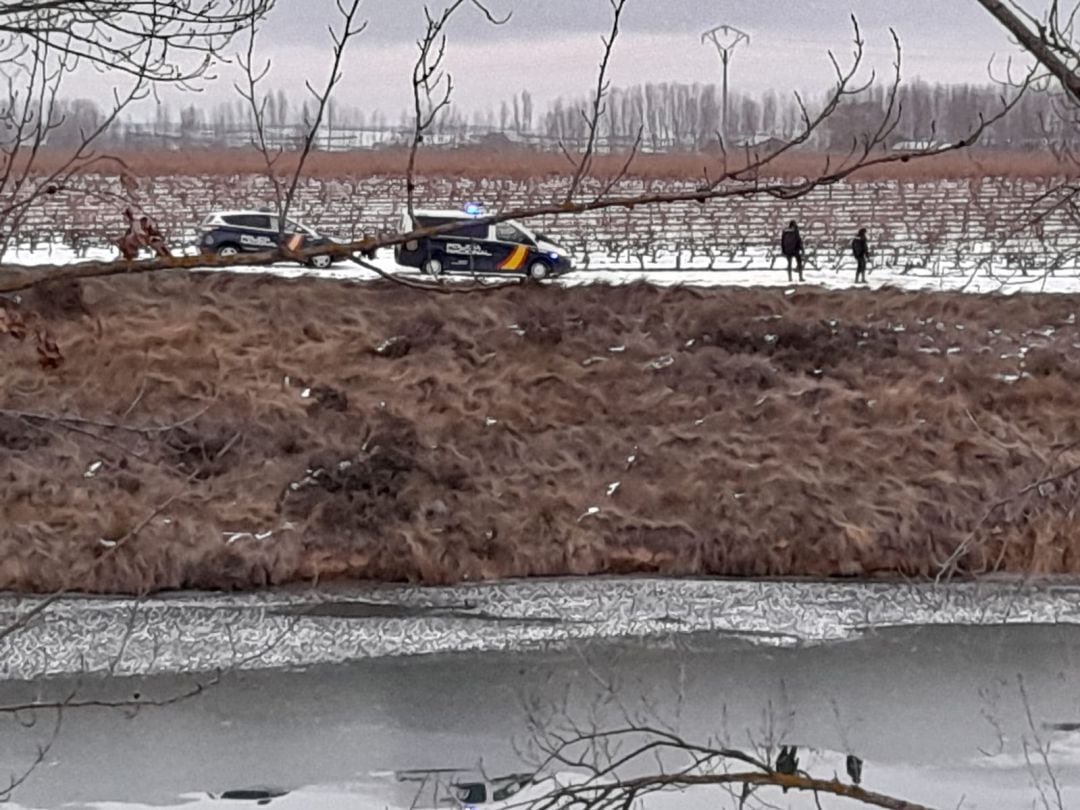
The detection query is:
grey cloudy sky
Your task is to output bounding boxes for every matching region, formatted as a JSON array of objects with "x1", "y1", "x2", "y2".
[
  {"x1": 92, "y1": 1, "x2": 1028, "y2": 116},
  {"x1": 260, "y1": 0, "x2": 998, "y2": 45}
]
